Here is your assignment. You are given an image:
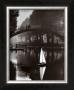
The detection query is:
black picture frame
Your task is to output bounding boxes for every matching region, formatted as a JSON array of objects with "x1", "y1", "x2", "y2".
[{"x1": 0, "y1": 0, "x2": 73, "y2": 90}]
